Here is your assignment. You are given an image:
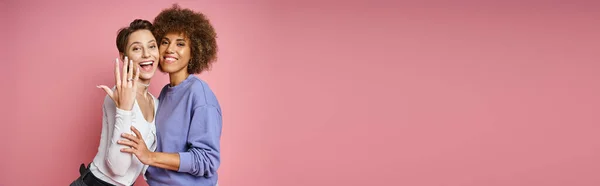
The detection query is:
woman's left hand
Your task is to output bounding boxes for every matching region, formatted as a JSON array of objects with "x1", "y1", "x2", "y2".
[{"x1": 118, "y1": 126, "x2": 154, "y2": 165}]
